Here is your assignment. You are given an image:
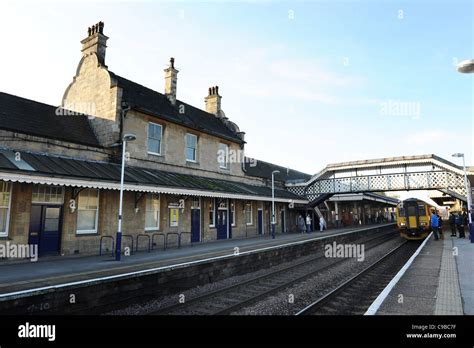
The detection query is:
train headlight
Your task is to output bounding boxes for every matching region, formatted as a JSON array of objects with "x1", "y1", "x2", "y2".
[
  {"x1": 400, "y1": 222, "x2": 406, "y2": 226},
  {"x1": 420, "y1": 222, "x2": 426, "y2": 226}
]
